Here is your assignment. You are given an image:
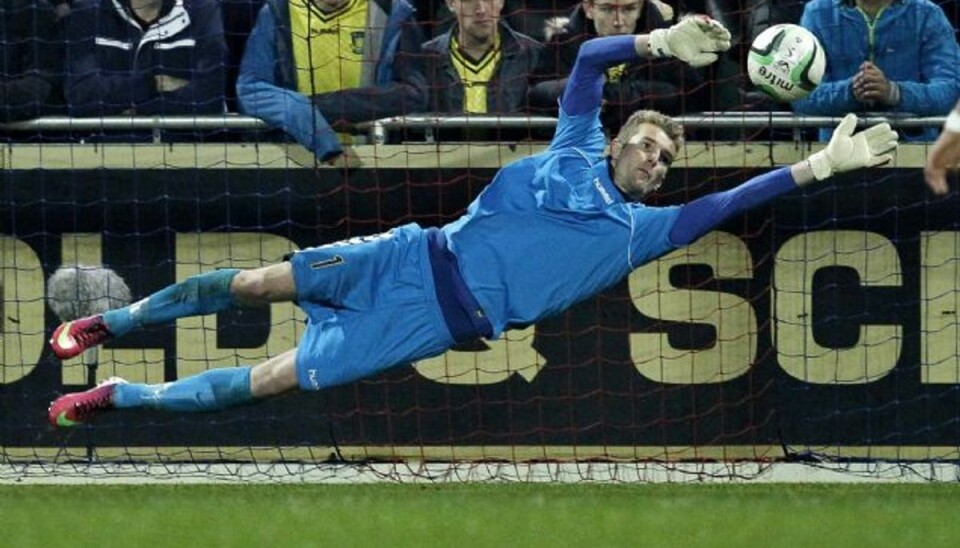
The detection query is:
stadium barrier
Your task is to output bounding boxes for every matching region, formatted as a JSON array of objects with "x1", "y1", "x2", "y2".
[
  {"x1": 1, "y1": 112, "x2": 948, "y2": 143},
  {"x1": 1, "y1": 115, "x2": 958, "y2": 483},
  {"x1": 358, "y1": 113, "x2": 949, "y2": 143}
]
